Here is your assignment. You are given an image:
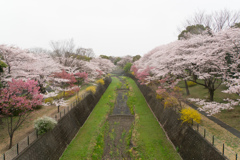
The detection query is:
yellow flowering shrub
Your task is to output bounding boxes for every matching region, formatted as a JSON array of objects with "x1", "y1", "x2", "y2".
[
  {"x1": 96, "y1": 79, "x2": 105, "y2": 85},
  {"x1": 156, "y1": 91, "x2": 169, "y2": 100},
  {"x1": 65, "y1": 90, "x2": 75, "y2": 97},
  {"x1": 106, "y1": 73, "x2": 111, "y2": 78},
  {"x1": 86, "y1": 86, "x2": 97, "y2": 94},
  {"x1": 187, "y1": 81, "x2": 197, "y2": 87},
  {"x1": 173, "y1": 86, "x2": 182, "y2": 92},
  {"x1": 164, "y1": 97, "x2": 178, "y2": 108},
  {"x1": 131, "y1": 72, "x2": 135, "y2": 75},
  {"x1": 44, "y1": 98, "x2": 54, "y2": 104},
  {"x1": 180, "y1": 108, "x2": 201, "y2": 124},
  {"x1": 156, "y1": 94, "x2": 164, "y2": 101}
]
